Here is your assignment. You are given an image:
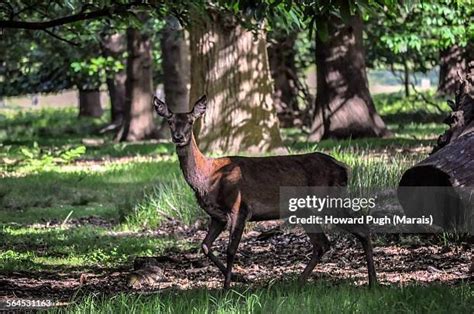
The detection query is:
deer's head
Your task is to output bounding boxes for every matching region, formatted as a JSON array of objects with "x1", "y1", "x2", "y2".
[{"x1": 153, "y1": 95, "x2": 207, "y2": 147}]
